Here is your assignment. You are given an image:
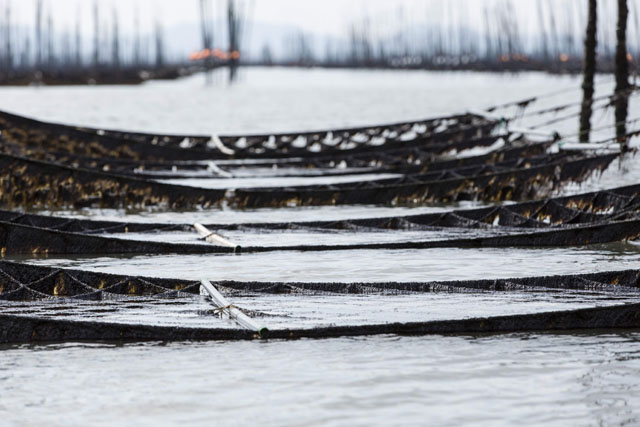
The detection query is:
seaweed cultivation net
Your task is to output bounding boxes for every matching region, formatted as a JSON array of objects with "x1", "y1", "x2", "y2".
[
  {"x1": 71, "y1": 112, "x2": 496, "y2": 156},
  {"x1": 2, "y1": 135, "x2": 550, "y2": 180},
  {"x1": 1, "y1": 183, "x2": 640, "y2": 255},
  {"x1": 0, "y1": 182, "x2": 636, "y2": 255},
  {"x1": 0, "y1": 103, "x2": 637, "y2": 344},
  {"x1": 0, "y1": 261, "x2": 639, "y2": 343},
  {"x1": 3, "y1": 260, "x2": 639, "y2": 298},
  {"x1": 0, "y1": 150, "x2": 615, "y2": 209},
  {"x1": 4, "y1": 183, "x2": 638, "y2": 234},
  {"x1": 1, "y1": 214, "x2": 640, "y2": 255},
  {"x1": 231, "y1": 153, "x2": 616, "y2": 208},
  {"x1": 0, "y1": 109, "x2": 499, "y2": 161}
]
